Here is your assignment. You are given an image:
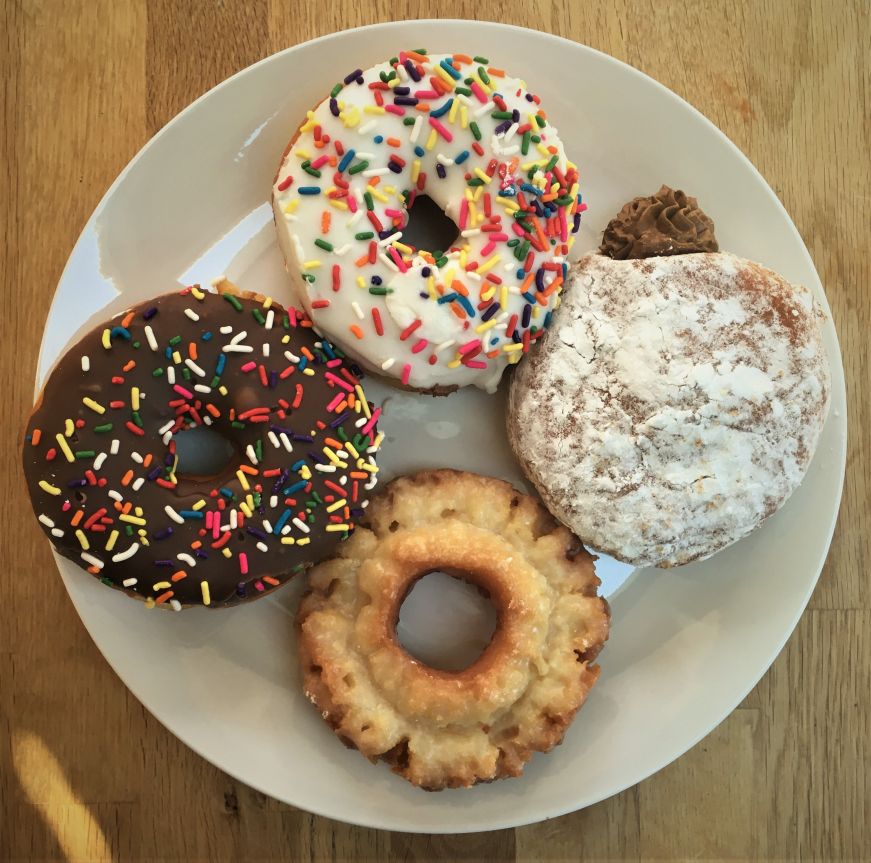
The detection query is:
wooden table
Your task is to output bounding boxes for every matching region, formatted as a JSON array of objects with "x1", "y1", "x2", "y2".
[{"x1": 2, "y1": 2, "x2": 868, "y2": 860}]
